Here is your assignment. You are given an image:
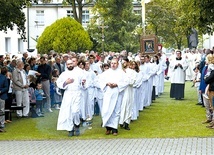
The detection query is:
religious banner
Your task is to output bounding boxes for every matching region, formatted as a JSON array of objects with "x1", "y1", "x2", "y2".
[{"x1": 140, "y1": 35, "x2": 158, "y2": 55}]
